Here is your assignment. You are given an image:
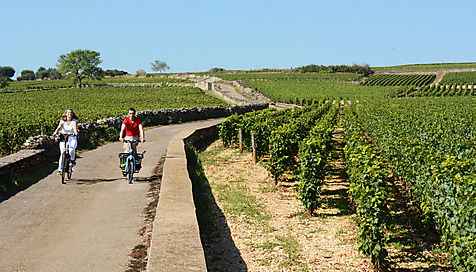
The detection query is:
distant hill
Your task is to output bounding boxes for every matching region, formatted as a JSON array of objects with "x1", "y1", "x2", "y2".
[{"x1": 372, "y1": 62, "x2": 476, "y2": 72}]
